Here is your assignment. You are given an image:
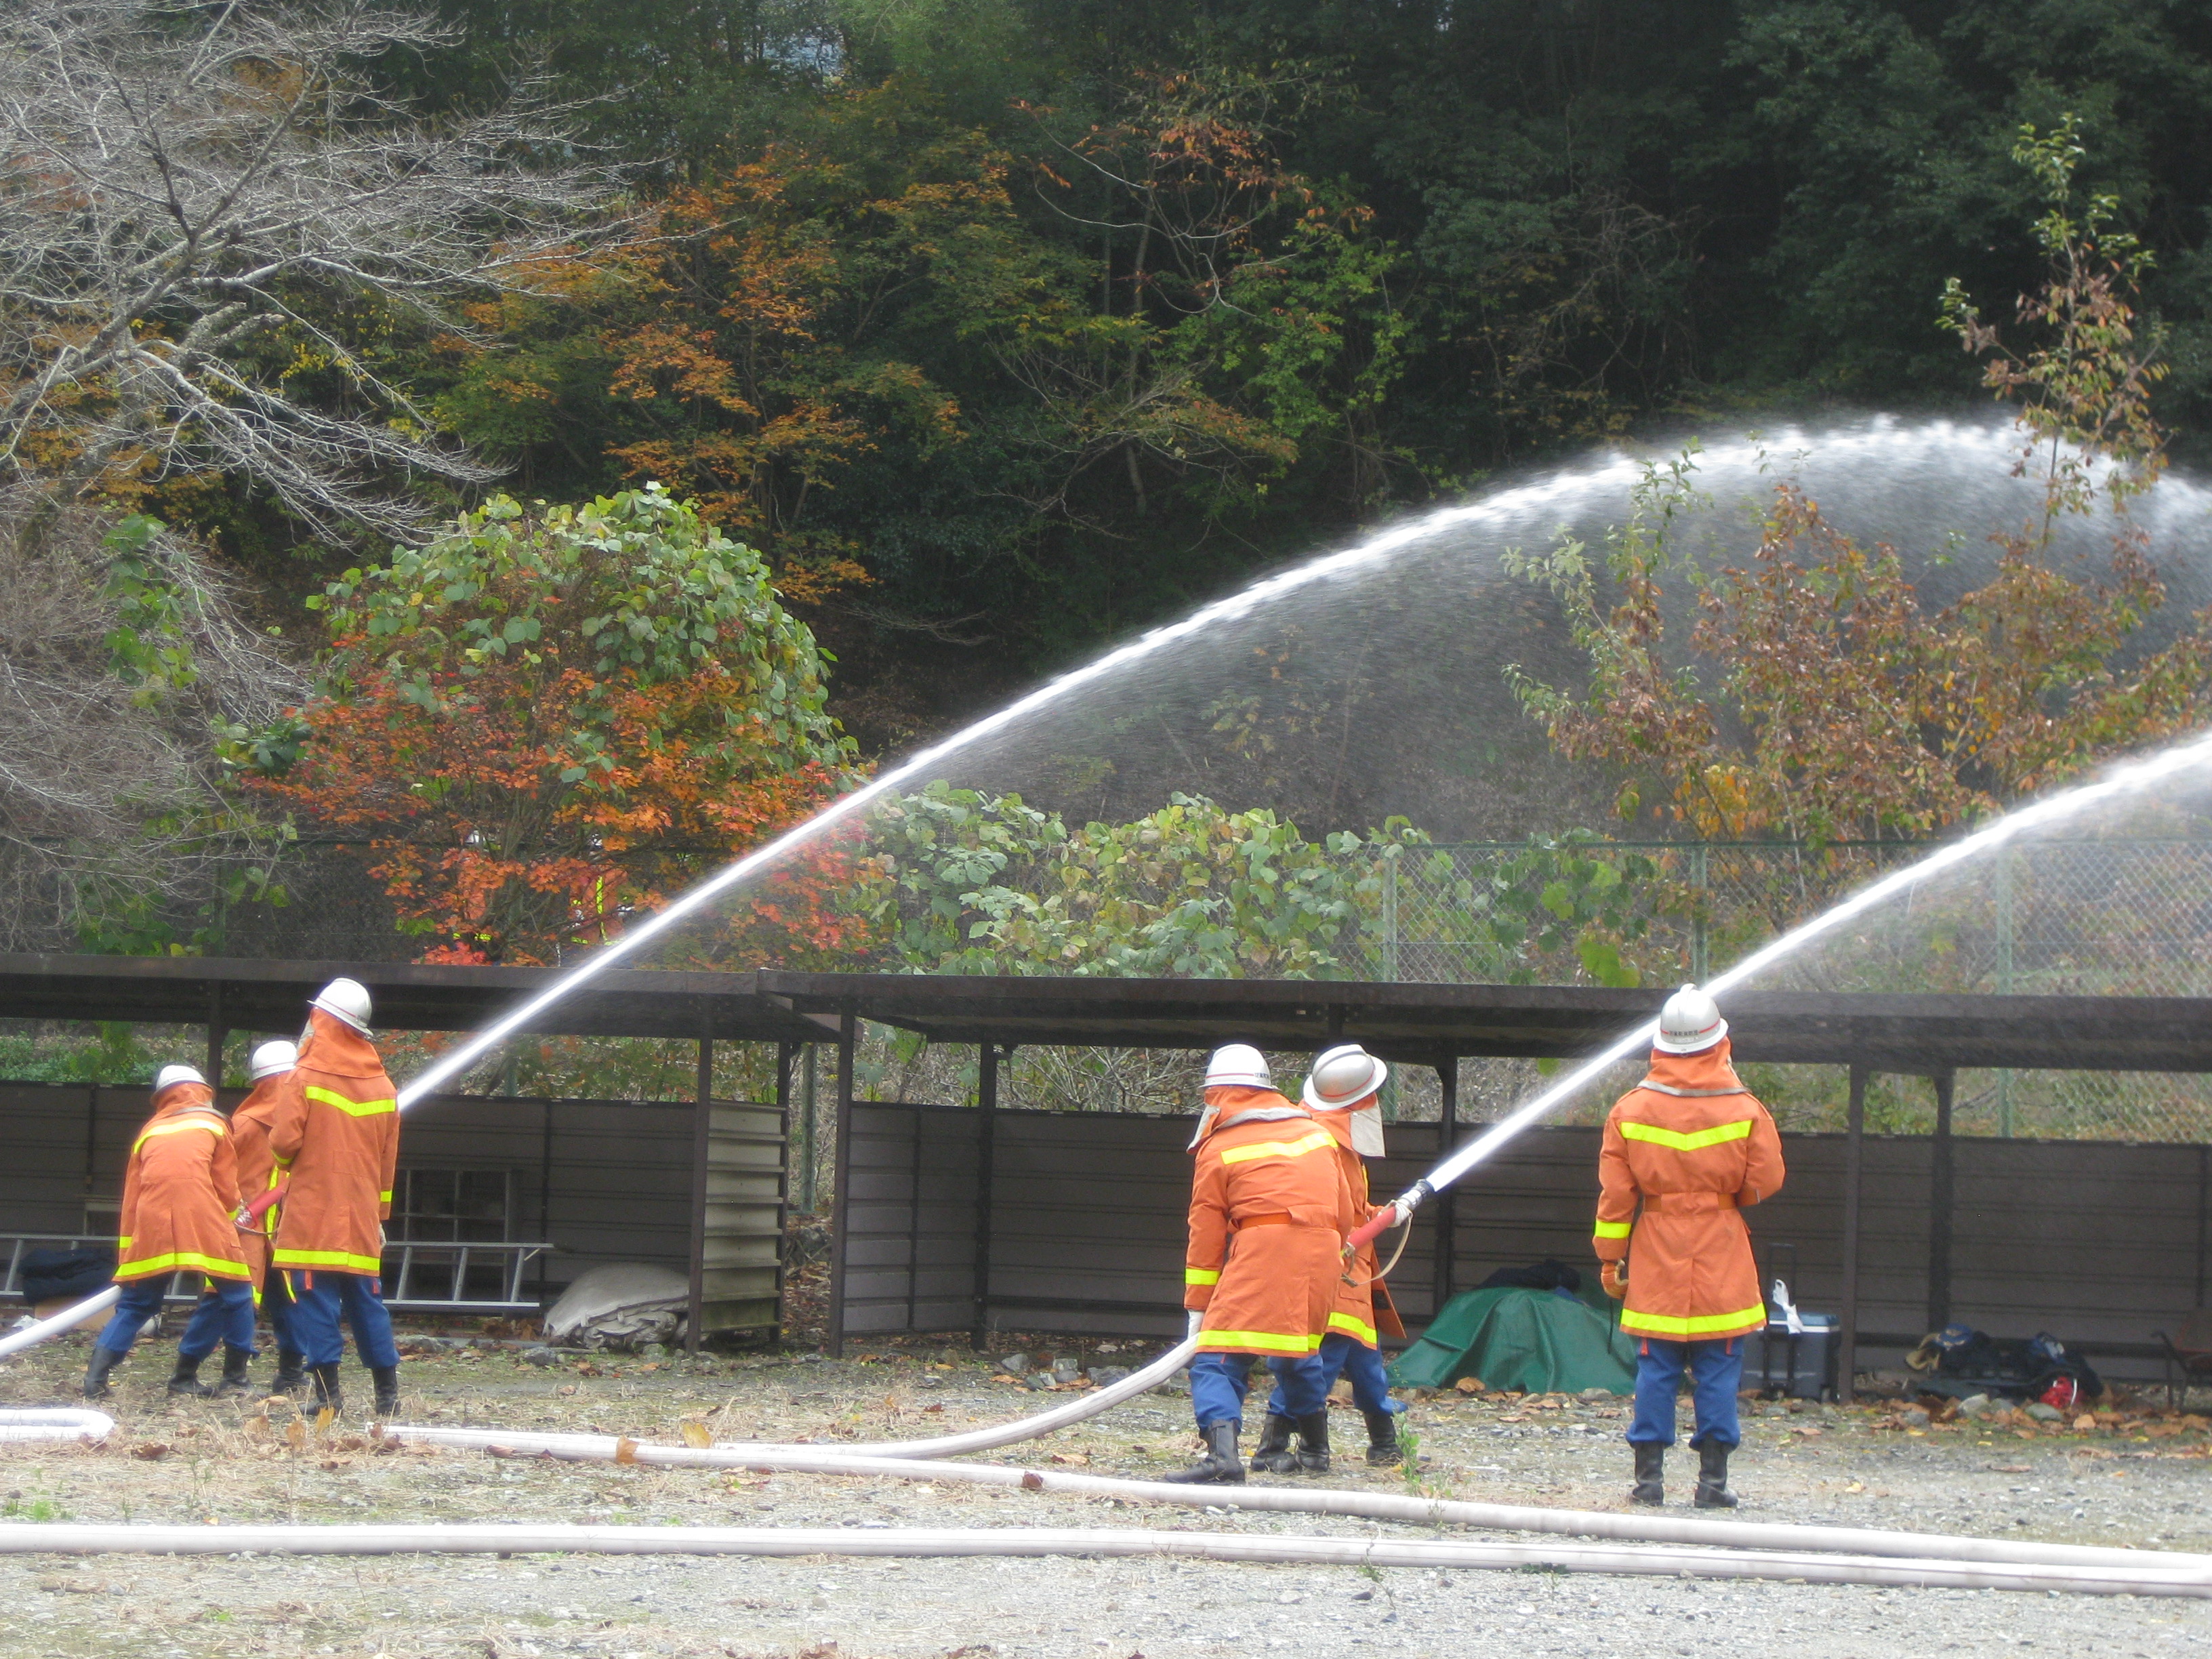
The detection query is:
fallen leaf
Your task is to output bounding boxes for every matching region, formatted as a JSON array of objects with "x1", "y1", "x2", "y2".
[
  {"x1": 679, "y1": 1422, "x2": 714, "y2": 1450},
  {"x1": 1048, "y1": 1452, "x2": 1090, "y2": 1466},
  {"x1": 614, "y1": 1437, "x2": 638, "y2": 1465},
  {"x1": 314, "y1": 1407, "x2": 335, "y2": 1435},
  {"x1": 2074, "y1": 1414, "x2": 2097, "y2": 1431},
  {"x1": 285, "y1": 1419, "x2": 305, "y2": 1450},
  {"x1": 131, "y1": 1442, "x2": 169, "y2": 1460},
  {"x1": 1454, "y1": 1376, "x2": 1486, "y2": 1394},
  {"x1": 1845, "y1": 1481, "x2": 1864, "y2": 1493}
]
